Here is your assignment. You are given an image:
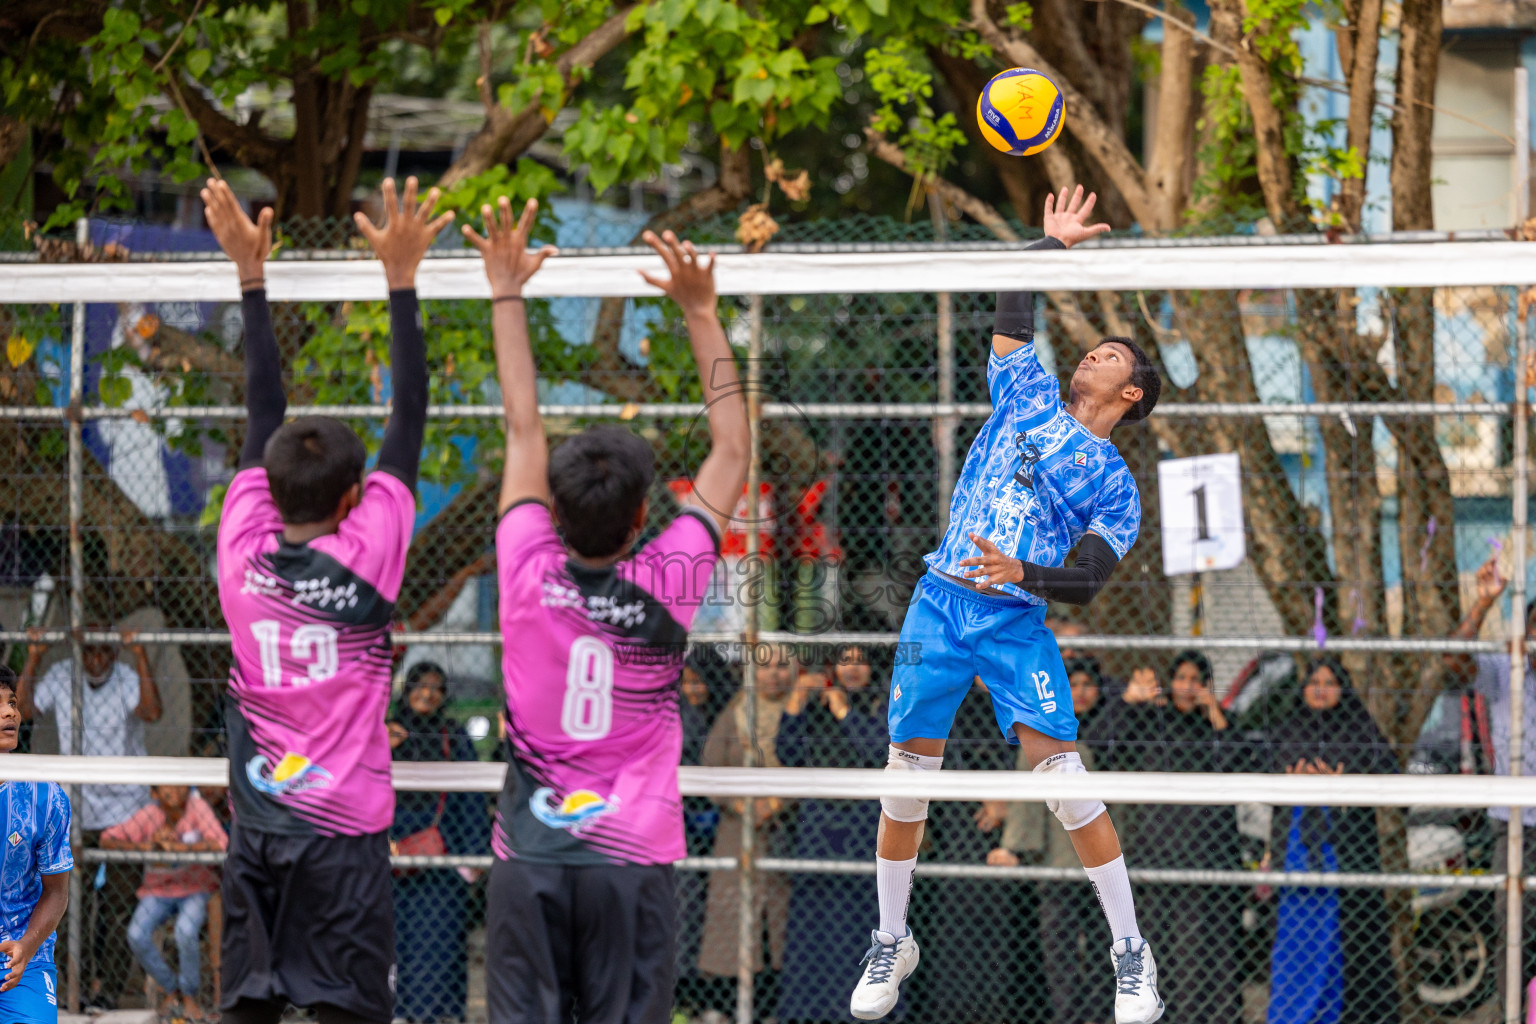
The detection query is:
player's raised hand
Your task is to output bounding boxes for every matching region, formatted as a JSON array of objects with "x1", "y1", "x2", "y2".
[
  {"x1": 1042, "y1": 185, "x2": 1111, "y2": 250},
  {"x1": 462, "y1": 196, "x2": 557, "y2": 298},
  {"x1": 639, "y1": 230, "x2": 717, "y2": 318},
  {"x1": 355, "y1": 177, "x2": 455, "y2": 290},
  {"x1": 0, "y1": 939, "x2": 27, "y2": 992},
  {"x1": 958, "y1": 533, "x2": 1024, "y2": 589},
  {"x1": 200, "y1": 178, "x2": 273, "y2": 283}
]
